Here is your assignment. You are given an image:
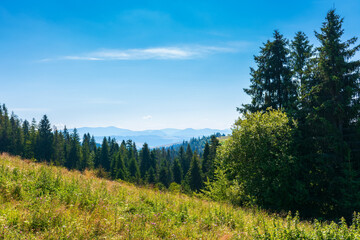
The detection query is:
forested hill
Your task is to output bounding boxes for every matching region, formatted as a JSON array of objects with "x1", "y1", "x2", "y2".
[
  {"x1": 0, "y1": 103, "x2": 221, "y2": 193},
  {"x1": 164, "y1": 133, "x2": 225, "y2": 156}
]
